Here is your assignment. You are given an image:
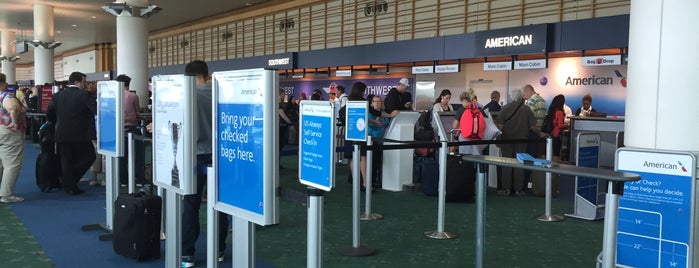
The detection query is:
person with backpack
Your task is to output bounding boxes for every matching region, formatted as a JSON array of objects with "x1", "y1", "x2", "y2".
[{"x1": 452, "y1": 88, "x2": 488, "y2": 155}]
